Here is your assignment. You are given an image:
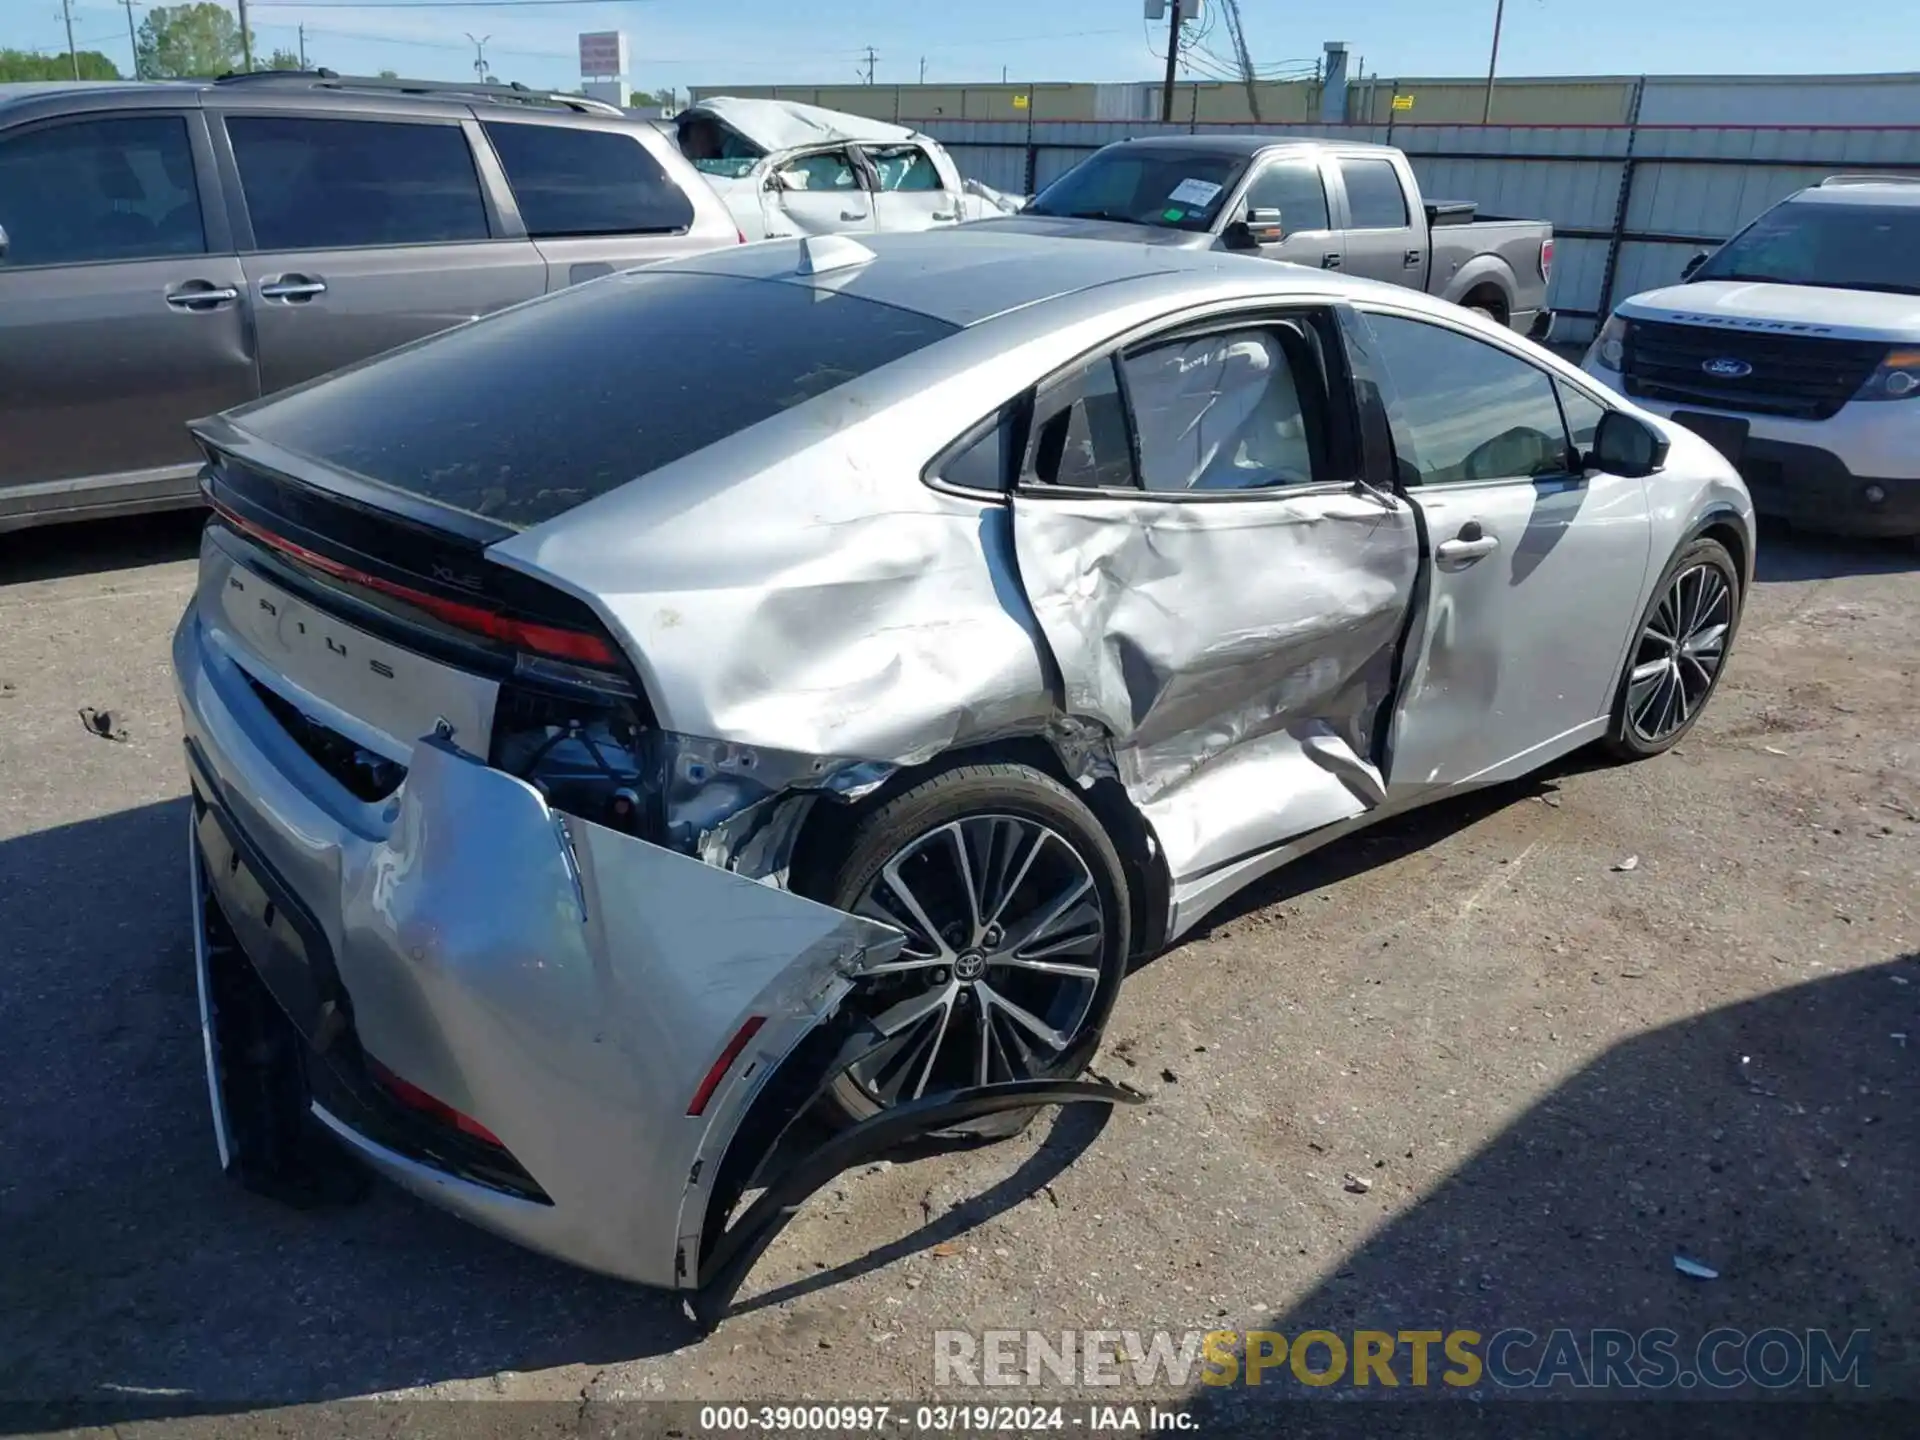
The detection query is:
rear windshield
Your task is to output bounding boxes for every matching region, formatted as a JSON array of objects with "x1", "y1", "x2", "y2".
[
  {"x1": 1025, "y1": 148, "x2": 1247, "y2": 233},
  {"x1": 1696, "y1": 198, "x2": 1920, "y2": 295},
  {"x1": 232, "y1": 272, "x2": 957, "y2": 528}
]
